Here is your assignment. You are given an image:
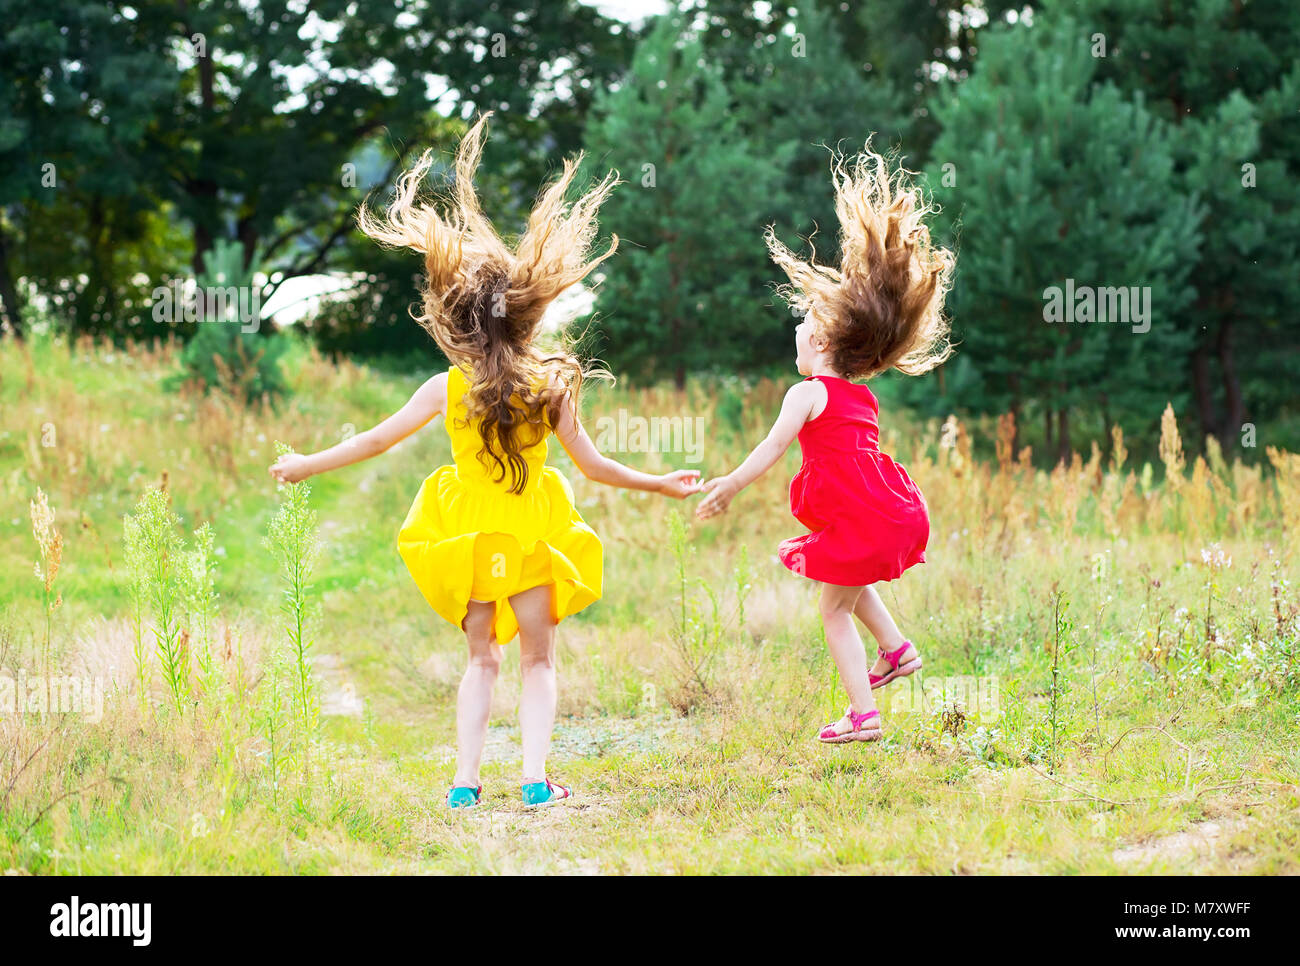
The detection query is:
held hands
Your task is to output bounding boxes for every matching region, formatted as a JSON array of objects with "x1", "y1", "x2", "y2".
[
  {"x1": 694, "y1": 475, "x2": 739, "y2": 520},
  {"x1": 269, "y1": 452, "x2": 313, "y2": 485},
  {"x1": 656, "y1": 469, "x2": 704, "y2": 499}
]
